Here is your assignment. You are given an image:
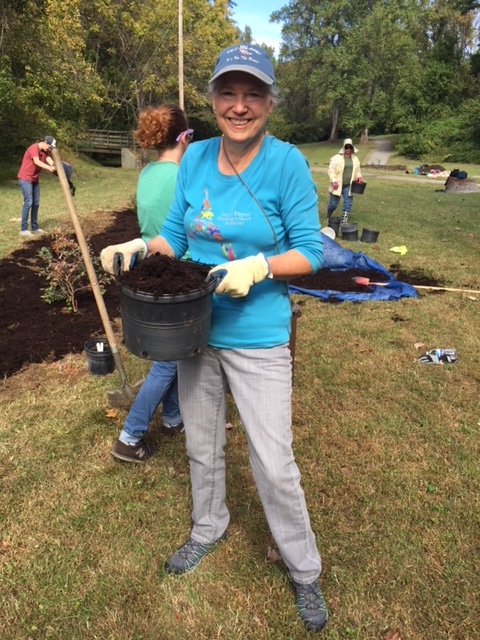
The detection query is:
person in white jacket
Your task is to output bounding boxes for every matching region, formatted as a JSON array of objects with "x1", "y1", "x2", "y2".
[{"x1": 327, "y1": 138, "x2": 362, "y2": 225}]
